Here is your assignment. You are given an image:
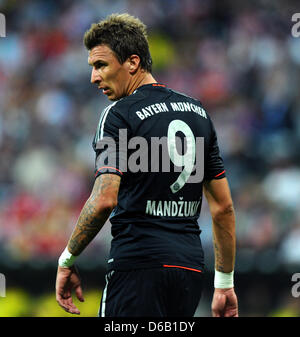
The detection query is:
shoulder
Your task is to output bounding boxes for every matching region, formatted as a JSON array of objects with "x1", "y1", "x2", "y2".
[
  {"x1": 169, "y1": 89, "x2": 203, "y2": 108},
  {"x1": 167, "y1": 88, "x2": 212, "y2": 122}
]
